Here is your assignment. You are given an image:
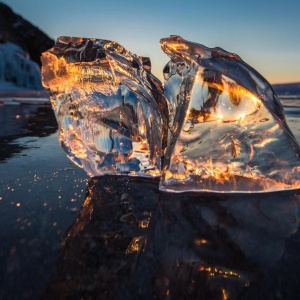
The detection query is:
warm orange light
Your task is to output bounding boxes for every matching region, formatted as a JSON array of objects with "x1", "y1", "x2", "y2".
[
  {"x1": 194, "y1": 238, "x2": 208, "y2": 246},
  {"x1": 199, "y1": 265, "x2": 241, "y2": 279},
  {"x1": 126, "y1": 236, "x2": 145, "y2": 254},
  {"x1": 222, "y1": 288, "x2": 228, "y2": 300}
]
